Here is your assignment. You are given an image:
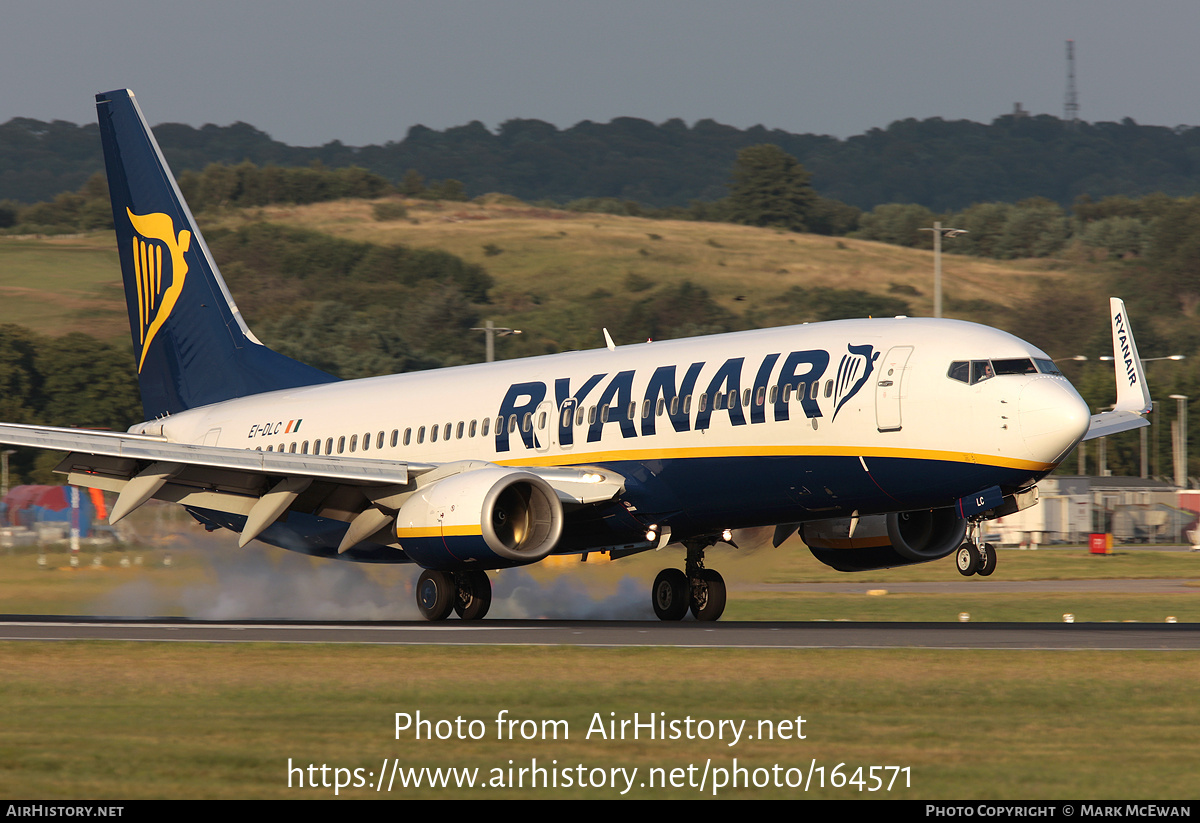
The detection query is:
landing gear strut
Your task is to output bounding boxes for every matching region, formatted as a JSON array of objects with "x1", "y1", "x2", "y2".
[
  {"x1": 955, "y1": 521, "x2": 997, "y2": 578},
  {"x1": 417, "y1": 569, "x2": 492, "y2": 620},
  {"x1": 651, "y1": 538, "x2": 727, "y2": 622}
]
